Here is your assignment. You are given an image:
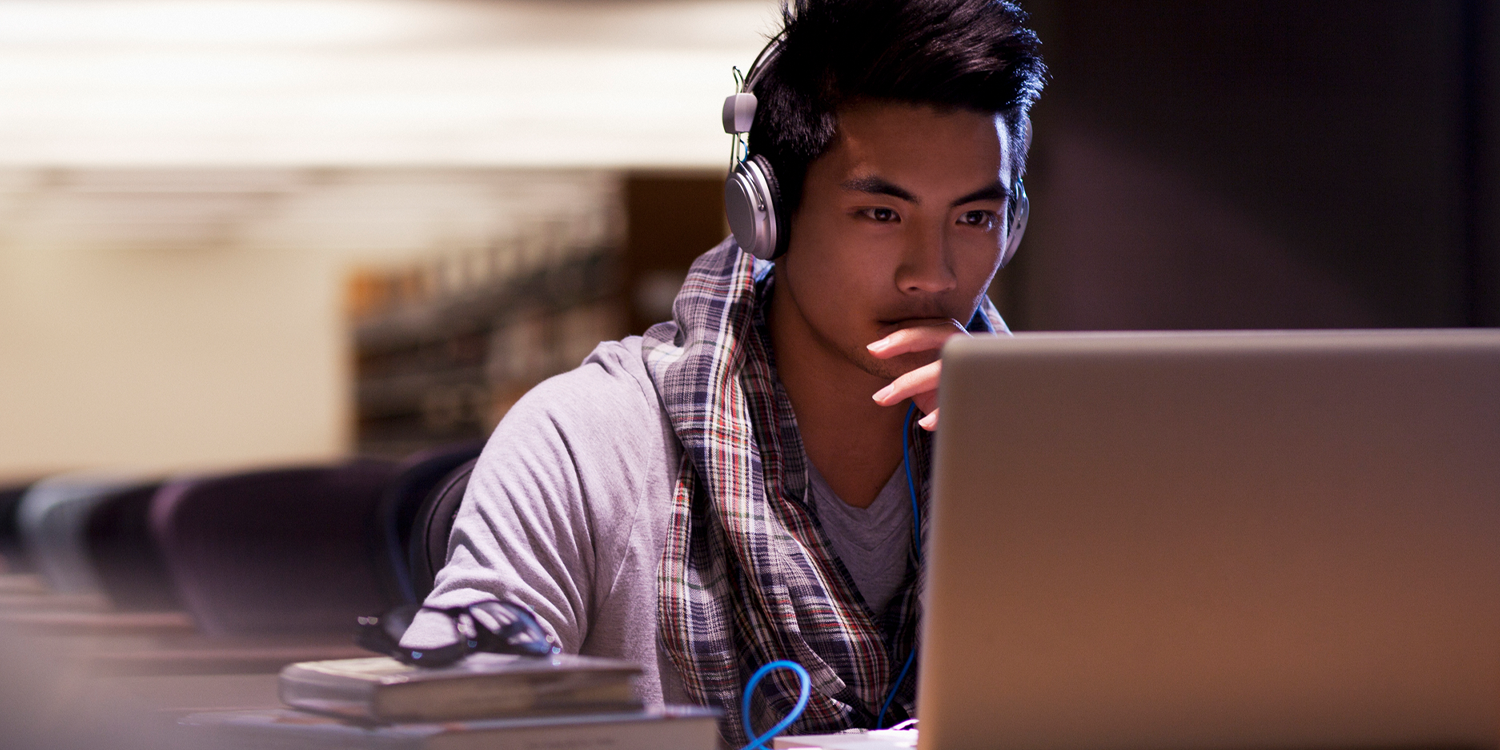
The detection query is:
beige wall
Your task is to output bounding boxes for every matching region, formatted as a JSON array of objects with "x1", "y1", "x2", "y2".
[
  {"x1": 0, "y1": 169, "x2": 620, "y2": 476},
  {"x1": 0, "y1": 0, "x2": 775, "y2": 477},
  {"x1": 1, "y1": 225, "x2": 342, "y2": 474}
]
